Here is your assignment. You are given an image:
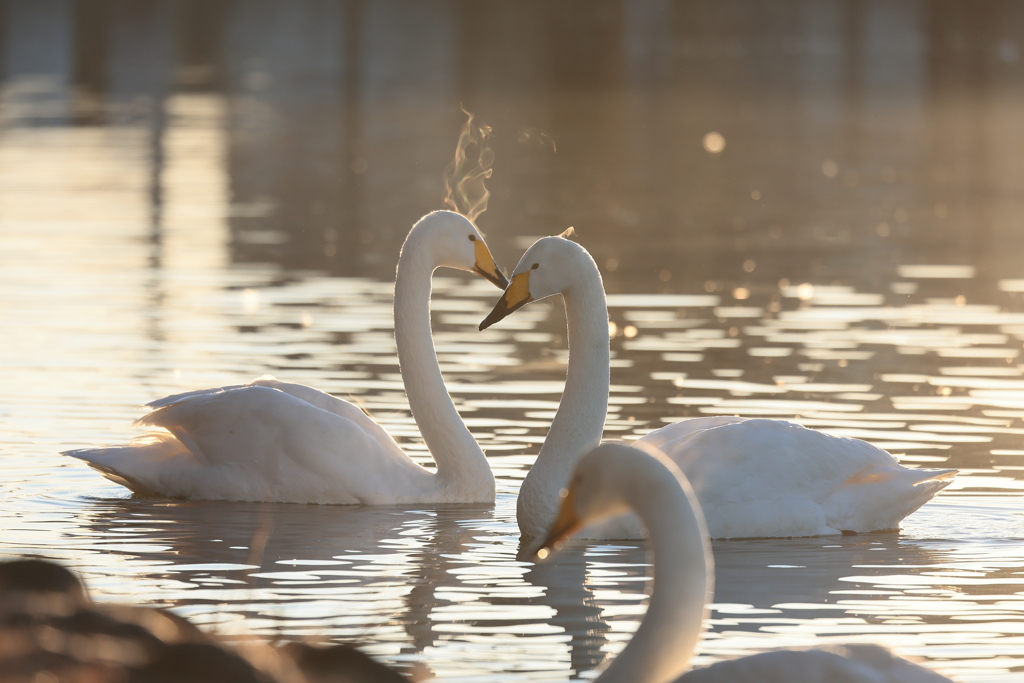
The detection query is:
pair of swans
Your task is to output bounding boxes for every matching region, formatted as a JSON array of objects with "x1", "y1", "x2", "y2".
[
  {"x1": 66, "y1": 217, "x2": 955, "y2": 540},
  {"x1": 530, "y1": 442, "x2": 955, "y2": 683}
]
